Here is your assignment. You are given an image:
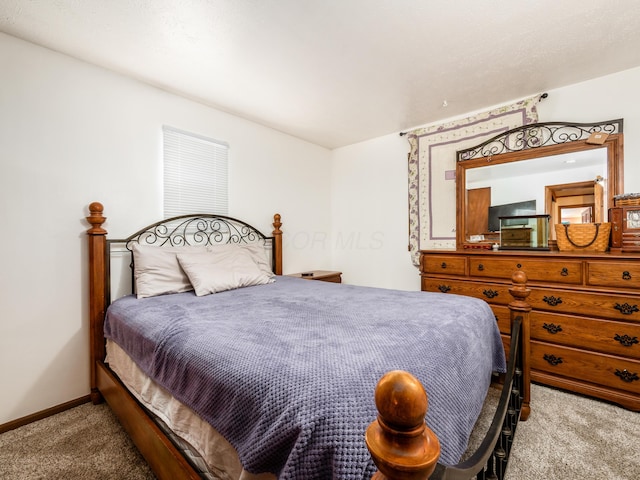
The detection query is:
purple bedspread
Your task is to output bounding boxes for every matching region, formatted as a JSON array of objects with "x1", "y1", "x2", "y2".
[{"x1": 105, "y1": 276, "x2": 505, "y2": 479}]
